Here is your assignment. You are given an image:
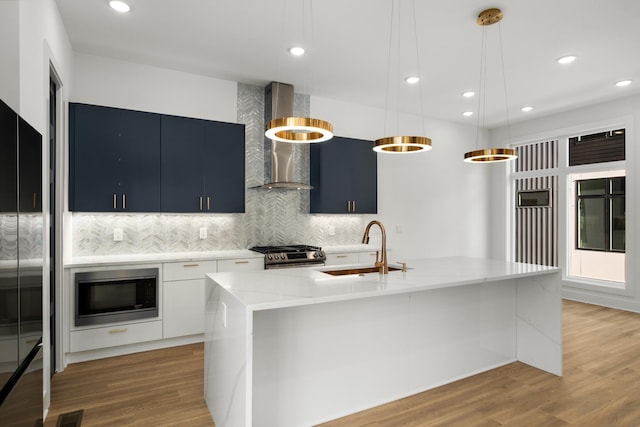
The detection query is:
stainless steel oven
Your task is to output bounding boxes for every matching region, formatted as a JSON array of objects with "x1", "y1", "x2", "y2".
[
  {"x1": 249, "y1": 245, "x2": 326, "y2": 269},
  {"x1": 75, "y1": 268, "x2": 158, "y2": 326}
]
